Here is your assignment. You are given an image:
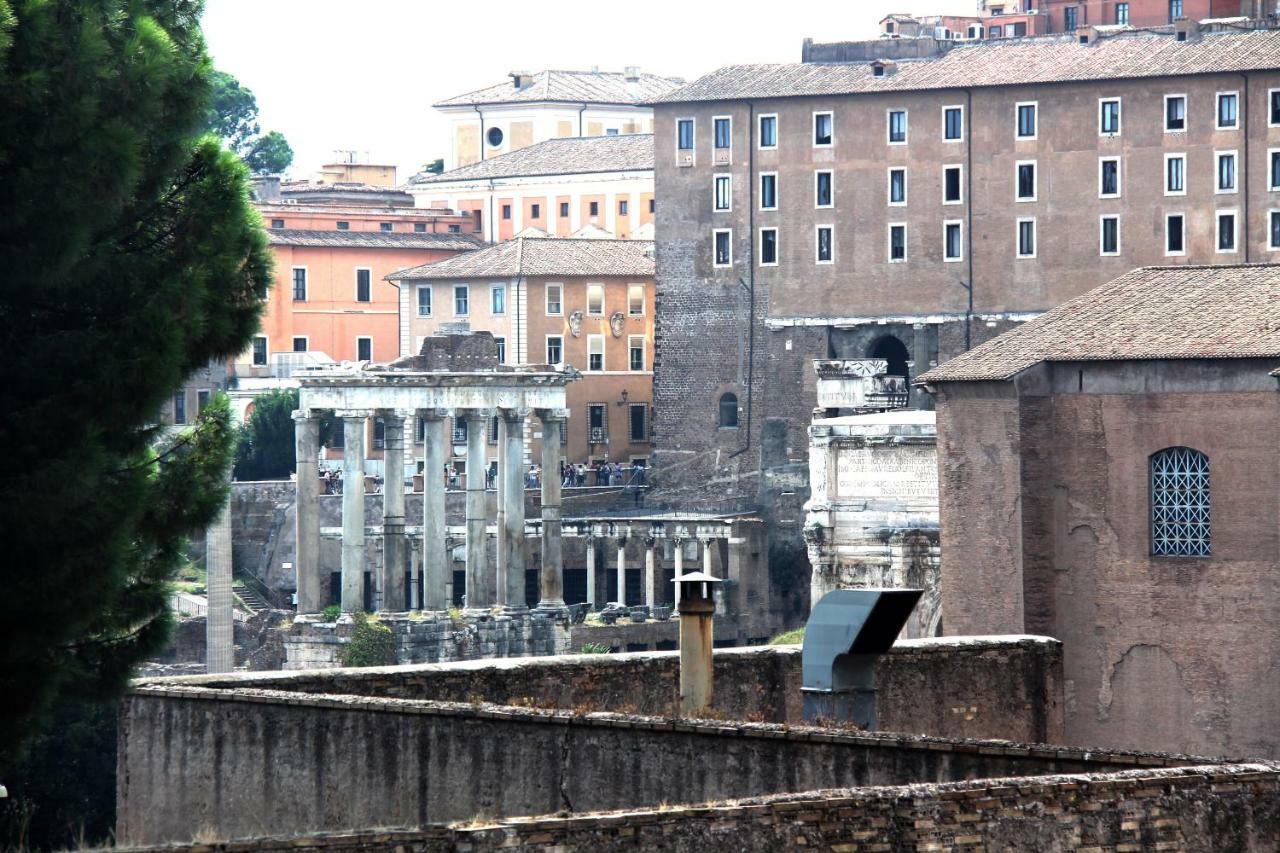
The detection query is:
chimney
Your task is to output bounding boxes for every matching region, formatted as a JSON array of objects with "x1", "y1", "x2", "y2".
[
  {"x1": 1078, "y1": 25, "x2": 1100, "y2": 45},
  {"x1": 1173, "y1": 17, "x2": 1201, "y2": 42},
  {"x1": 870, "y1": 59, "x2": 898, "y2": 78},
  {"x1": 624, "y1": 65, "x2": 640, "y2": 82},
  {"x1": 509, "y1": 70, "x2": 533, "y2": 89},
  {"x1": 675, "y1": 571, "x2": 722, "y2": 716}
]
